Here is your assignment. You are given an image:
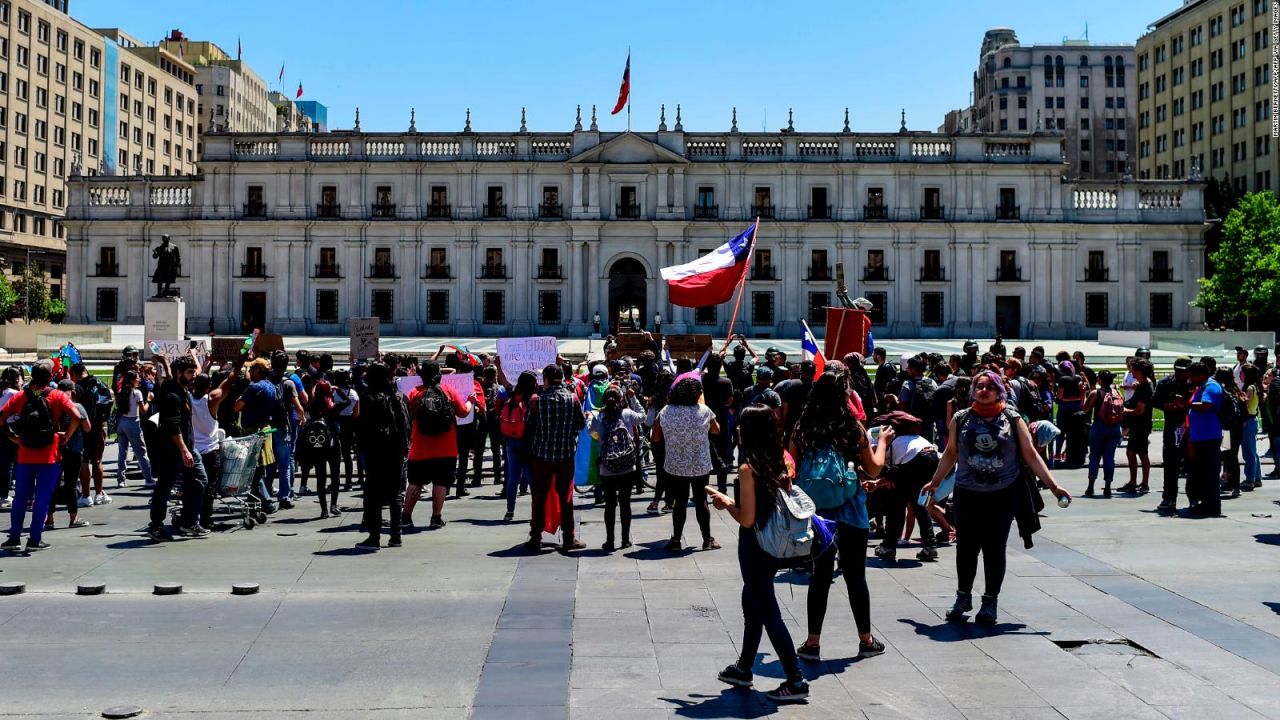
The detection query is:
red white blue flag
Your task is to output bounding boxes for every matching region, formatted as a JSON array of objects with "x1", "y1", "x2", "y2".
[
  {"x1": 660, "y1": 222, "x2": 756, "y2": 308},
  {"x1": 800, "y1": 320, "x2": 826, "y2": 376}
]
